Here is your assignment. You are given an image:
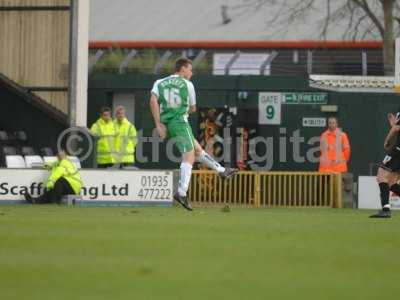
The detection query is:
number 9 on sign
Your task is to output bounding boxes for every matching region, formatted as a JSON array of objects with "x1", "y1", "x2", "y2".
[{"x1": 266, "y1": 105, "x2": 275, "y2": 120}]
